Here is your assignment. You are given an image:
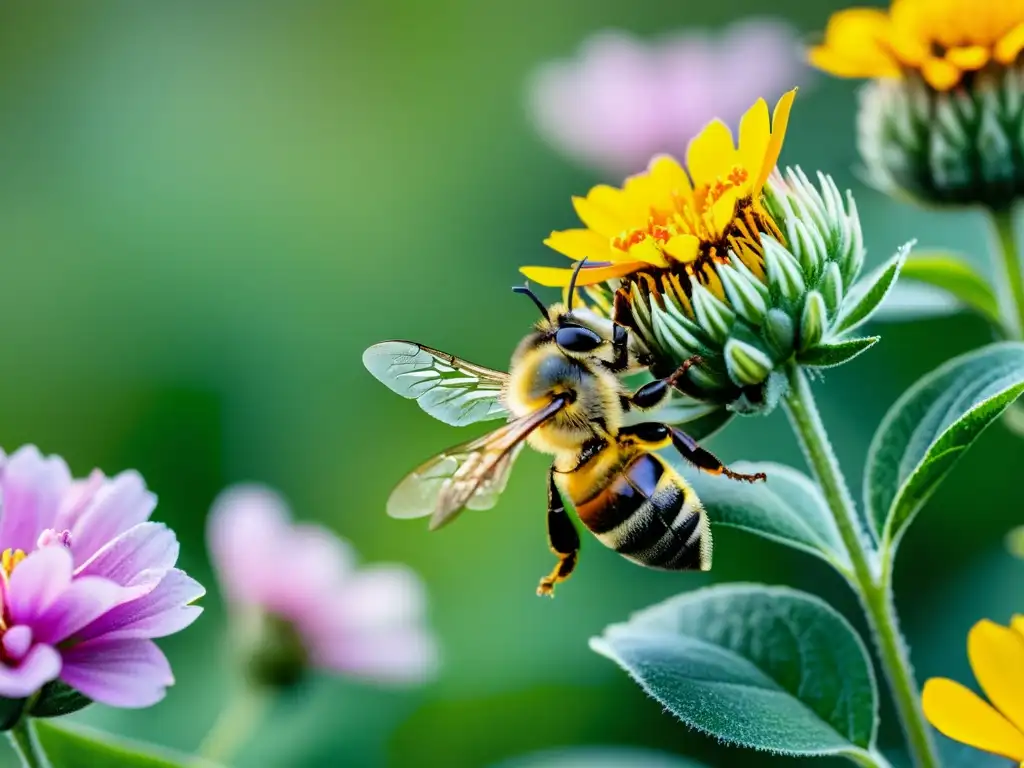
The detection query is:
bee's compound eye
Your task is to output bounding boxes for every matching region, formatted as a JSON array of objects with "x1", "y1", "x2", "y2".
[{"x1": 555, "y1": 326, "x2": 603, "y2": 352}]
